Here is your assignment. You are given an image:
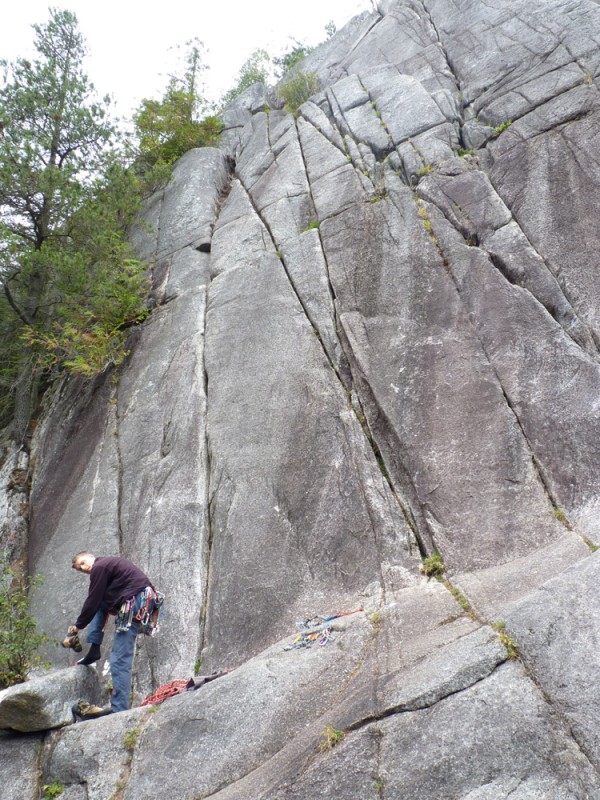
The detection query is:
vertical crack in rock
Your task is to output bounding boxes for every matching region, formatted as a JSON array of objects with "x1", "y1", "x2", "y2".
[
  {"x1": 339, "y1": 333, "x2": 434, "y2": 559},
  {"x1": 417, "y1": 168, "x2": 598, "y2": 359},
  {"x1": 113, "y1": 374, "x2": 125, "y2": 553},
  {"x1": 420, "y1": 0, "x2": 466, "y2": 142},
  {"x1": 485, "y1": 240, "x2": 599, "y2": 360},
  {"x1": 198, "y1": 294, "x2": 213, "y2": 667},
  {"x1": 509, "y1": 639, "x2": 600, "y2": 779},
  {"x1": 235, "y1": 173, "x2": 343, "y2": 383},
  {"x1": 487, "y1": 153, "x2": 600, "y2": 357},
  {"x1": 415, "y1": 195, "x2": 586, "y2": 540},
  {"x1": 293, "y1": 115, "x2": 350, "y2": 385}
]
